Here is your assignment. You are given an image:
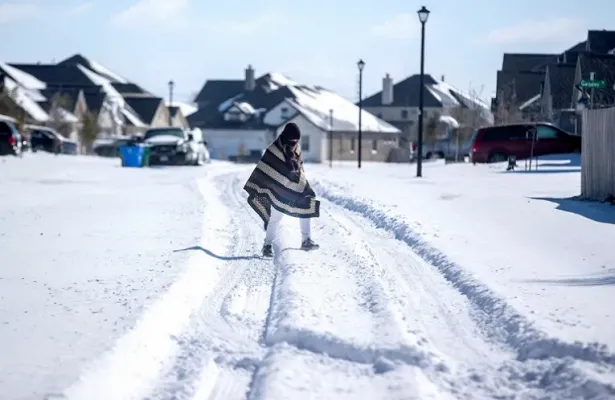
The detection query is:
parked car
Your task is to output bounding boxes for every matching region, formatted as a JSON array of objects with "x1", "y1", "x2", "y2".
[
  {"x1": 27, "y1": 126, "x2": 79, "y2": 155},
  {"x1": 142, "y1": 127, "x2": 209, "y2": 166},
  {"x1": 469, "y1": 122, "x2": 581, "y2": 164},
  {"x1": 0, "y1": 119, "x2": 23, "y2": 156},
  {"x1": 93, "y1": 137, "x2": 132, "y2": 157}
]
